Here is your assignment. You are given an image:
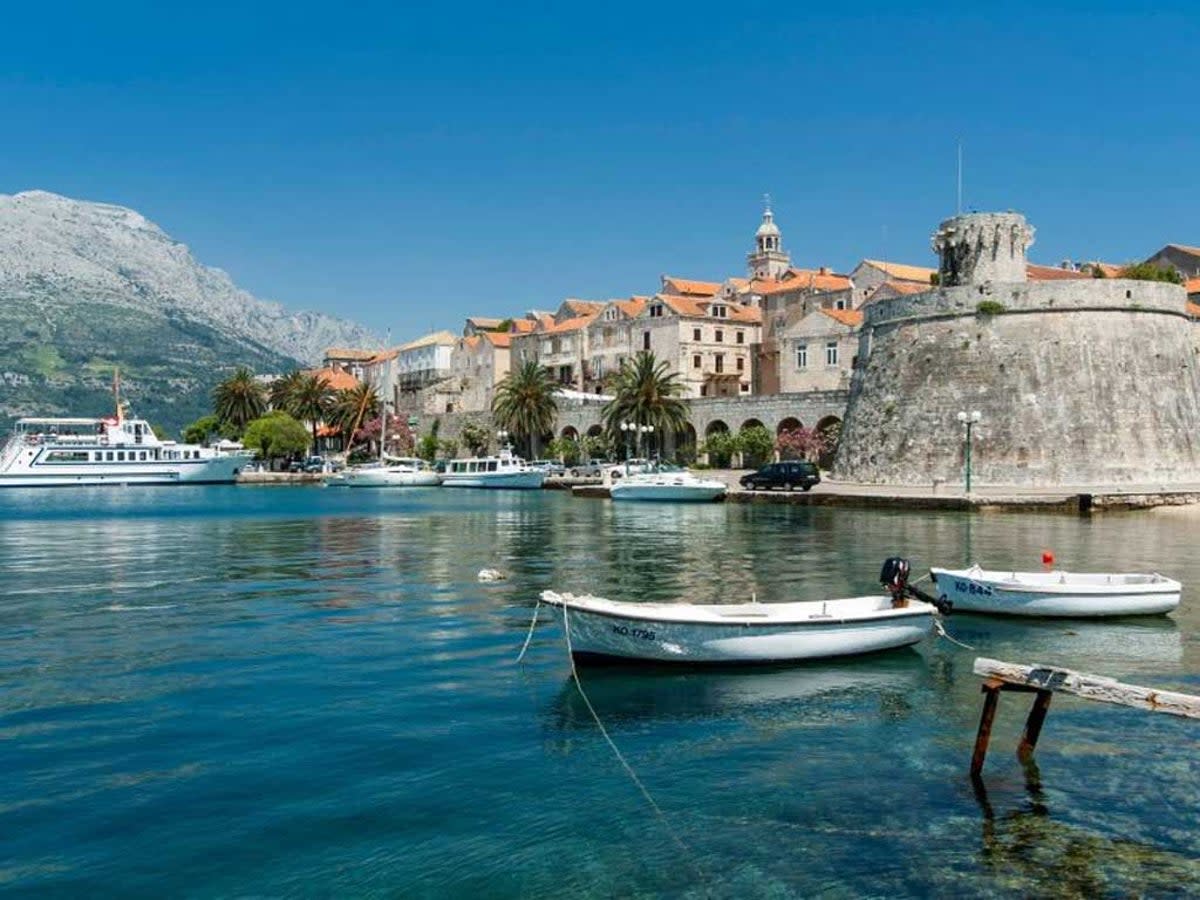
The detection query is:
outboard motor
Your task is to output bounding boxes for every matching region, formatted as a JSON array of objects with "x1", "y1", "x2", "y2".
[{"x1": 880, "y1": 557, "x2": 952, "y2": 614}]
